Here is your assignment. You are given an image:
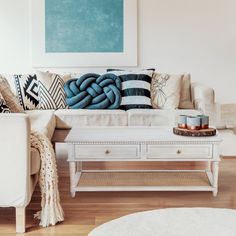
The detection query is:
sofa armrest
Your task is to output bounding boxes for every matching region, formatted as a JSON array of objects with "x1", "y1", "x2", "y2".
[
  {"x1": 191, "y1": 82, "x2": 215, "y2": 110},
  {"x1": 0, "y1": 113, "x2": 31, "y2": 207},
  {"x1": 191, "y1": 83, "x2": 221, "y2": 125}
]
